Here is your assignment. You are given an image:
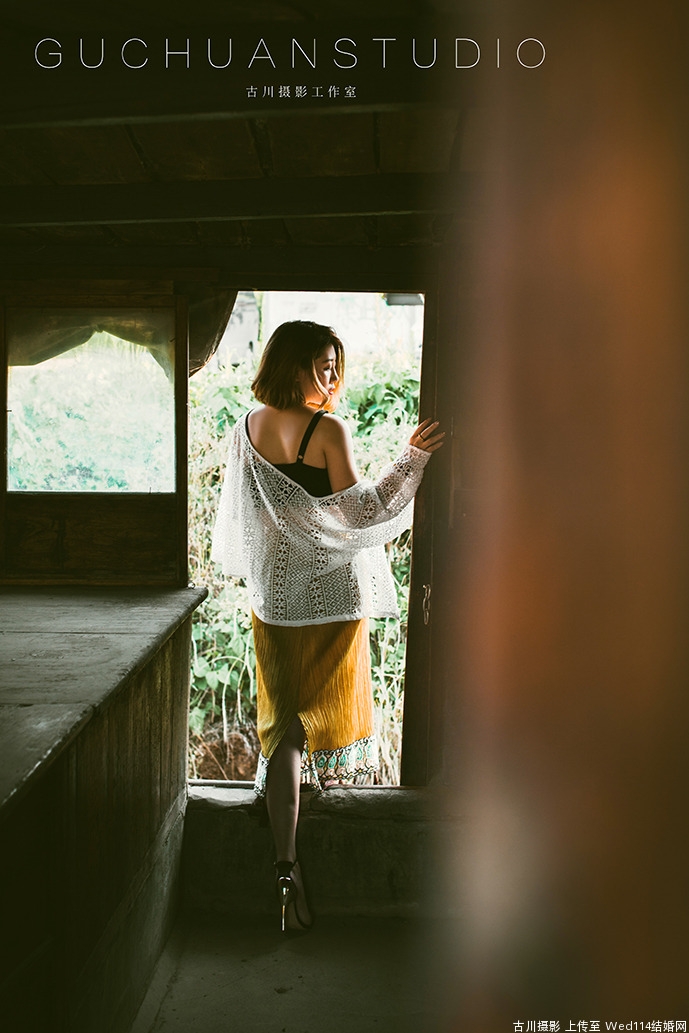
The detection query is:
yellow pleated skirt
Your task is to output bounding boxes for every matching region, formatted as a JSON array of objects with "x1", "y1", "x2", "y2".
[{"x1": 251, "y1": 612, "x2": 378, "y2": 795}]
